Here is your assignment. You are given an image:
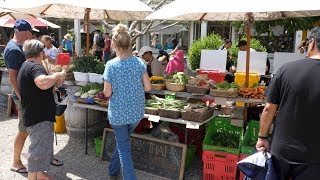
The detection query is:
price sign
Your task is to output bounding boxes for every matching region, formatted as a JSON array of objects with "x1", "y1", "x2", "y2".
[
  {"x1": 186, "y1": 122, "x2": 200, "y2": 129},
  {"x1": 148, "y1": 115, "x2": 160, "y2": 123},
  {"x1": 215, "y1": 97, "x2": 227, "y2": 106}
]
